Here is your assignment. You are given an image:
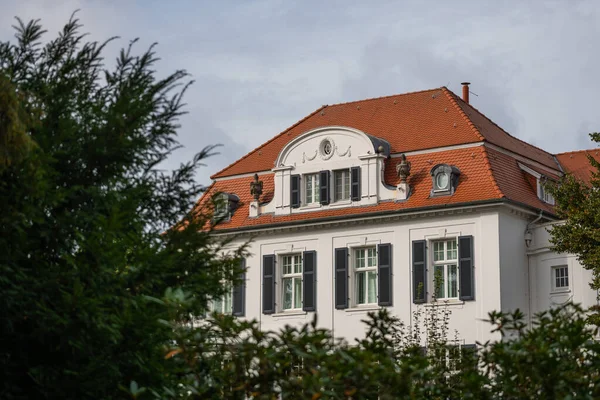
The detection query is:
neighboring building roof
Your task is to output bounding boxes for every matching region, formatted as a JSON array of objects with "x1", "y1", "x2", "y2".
[
  {"x1": 196, "y1": 86, "x2": 580, "y2": 232},
  {"x1": 556, "y1": 149, "x2": 600, "y2": 183}
]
